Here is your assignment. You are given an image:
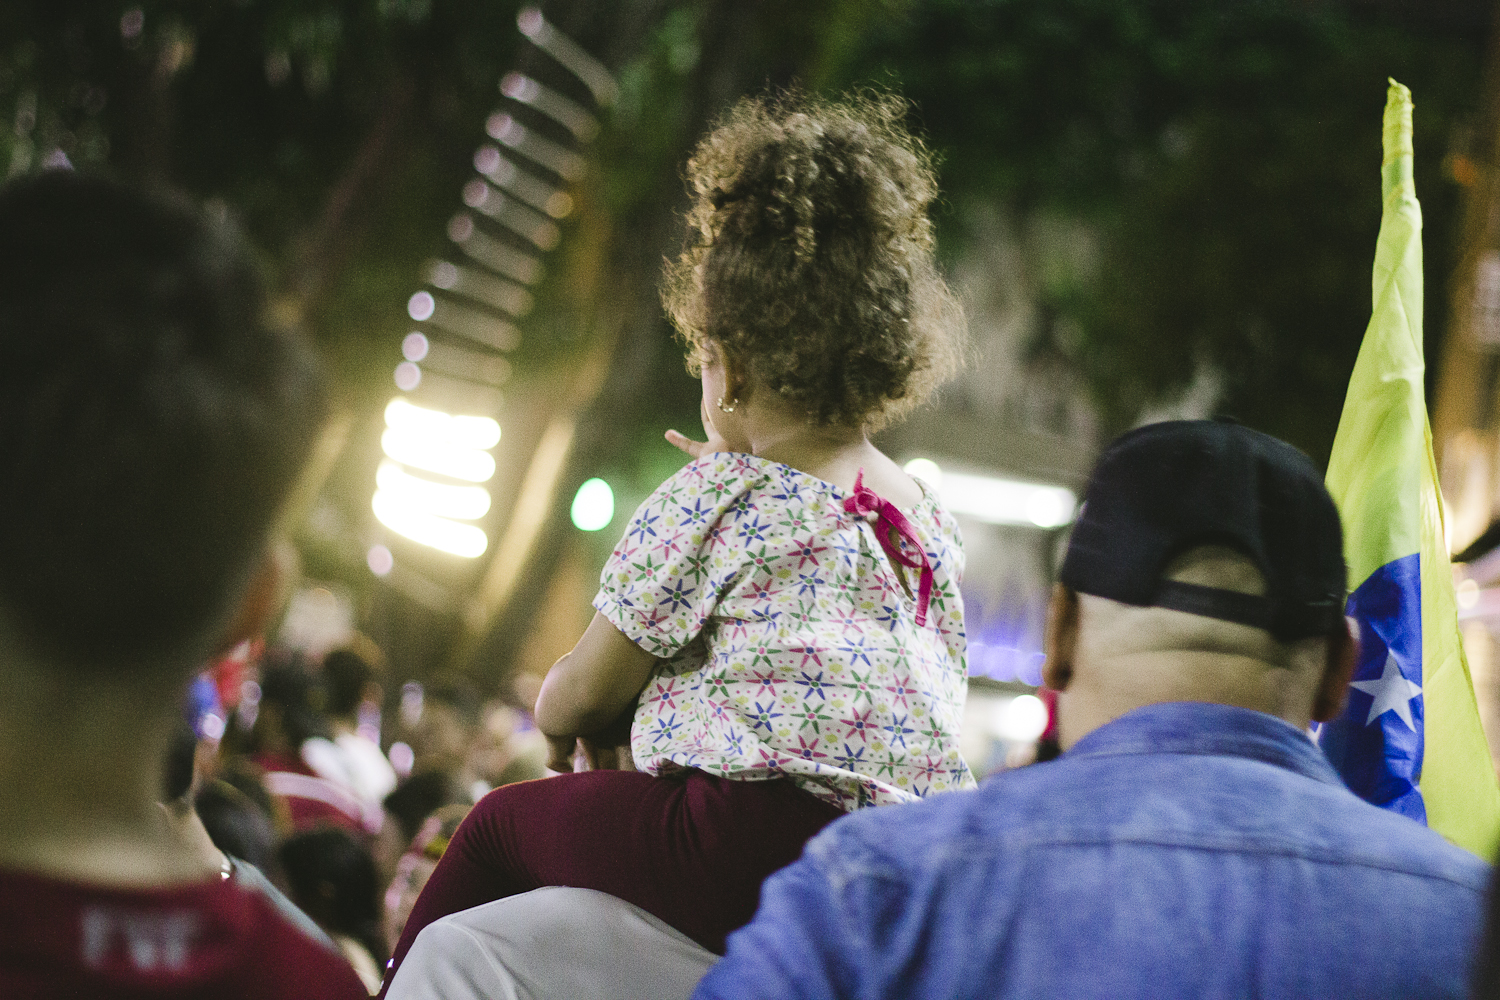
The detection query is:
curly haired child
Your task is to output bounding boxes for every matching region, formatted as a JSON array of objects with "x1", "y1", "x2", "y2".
[{"x1": 383, "y1": 90, "x2": 974, "y2": 989}]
